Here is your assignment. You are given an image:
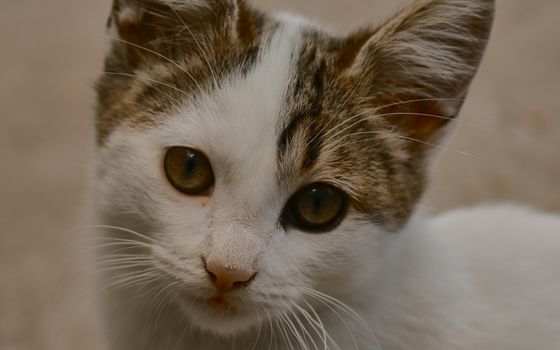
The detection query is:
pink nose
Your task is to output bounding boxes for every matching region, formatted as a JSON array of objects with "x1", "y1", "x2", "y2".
[{"x1": 204, "y1": 259, "x2": 256, "y2": 293}]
